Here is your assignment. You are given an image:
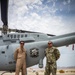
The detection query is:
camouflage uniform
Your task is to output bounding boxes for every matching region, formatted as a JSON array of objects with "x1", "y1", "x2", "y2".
[
  {"x1": 14, "y1": 47, "x2": 26, "y2": 75},
  {"x1": 45, "y1": 47, "x2": 60, "y2": 75}
]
